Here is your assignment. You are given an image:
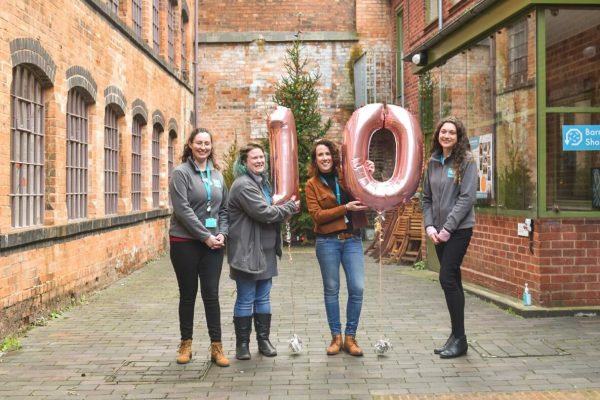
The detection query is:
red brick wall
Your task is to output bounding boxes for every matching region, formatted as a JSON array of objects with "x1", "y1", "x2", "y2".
[
  {"x1": 1, "y1": 0, "x2": 193, "y2": 337},
  {"x1": 199, "y1": 0, "x2": 355, "y2": 32},
  {"x1": 463, "y1": 216, "x2": 600, "y2": 307}
]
